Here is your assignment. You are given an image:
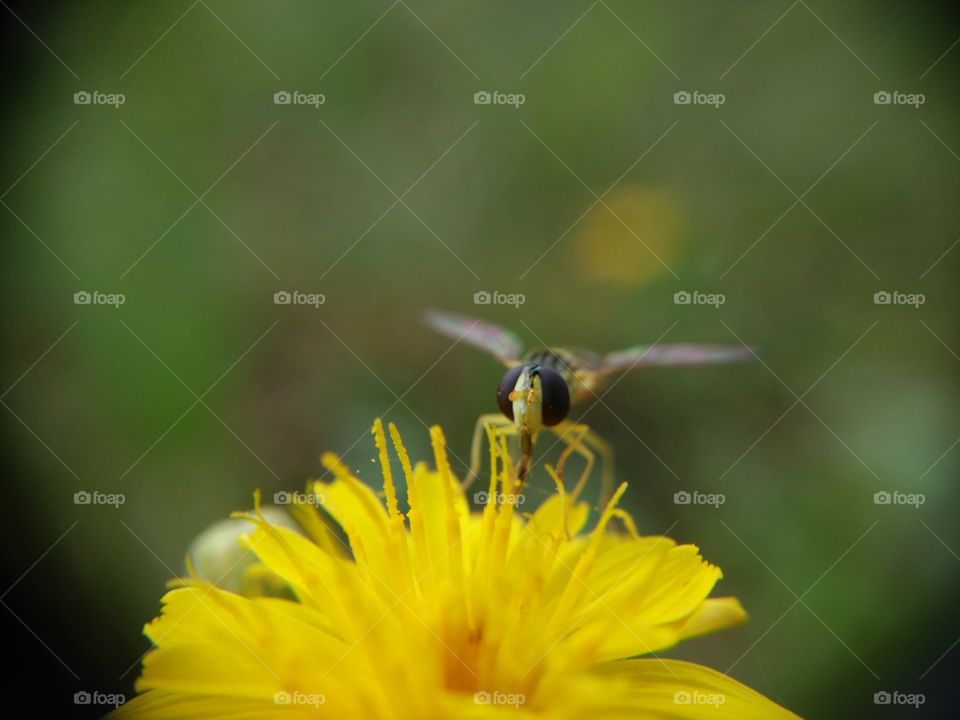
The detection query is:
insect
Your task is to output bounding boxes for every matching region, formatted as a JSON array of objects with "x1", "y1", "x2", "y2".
[{"x1": 424, "y1": 308, "x2": 755, "y2": 505}]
